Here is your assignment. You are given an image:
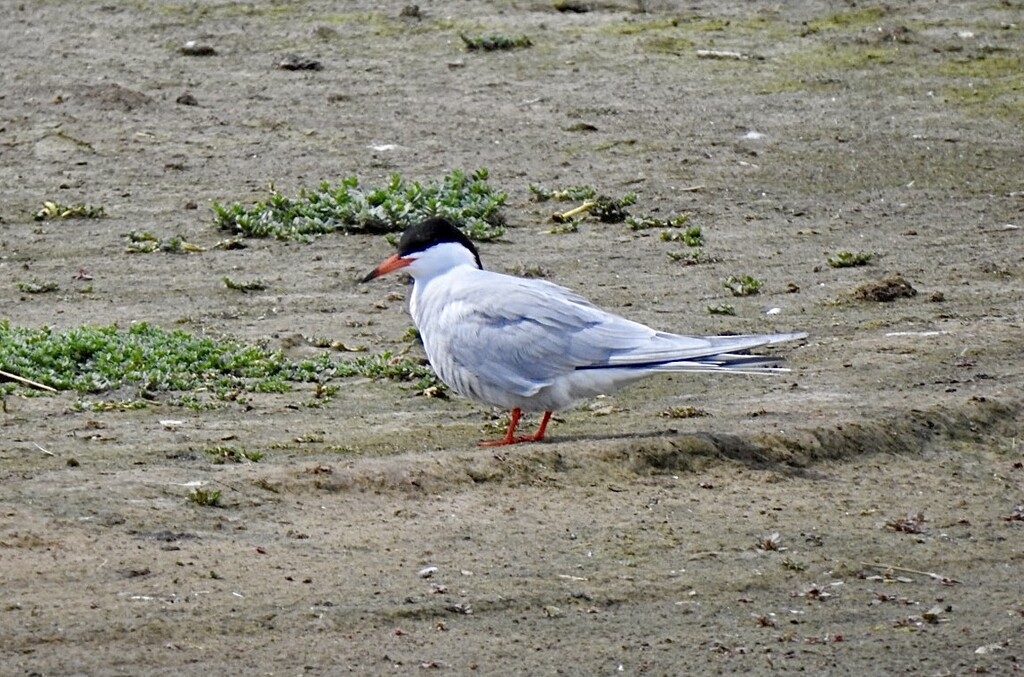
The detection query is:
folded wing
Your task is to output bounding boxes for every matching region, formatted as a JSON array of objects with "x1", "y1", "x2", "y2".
[{"x1": 438, "y1": 273, "x2": 805, "y2": 398}]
